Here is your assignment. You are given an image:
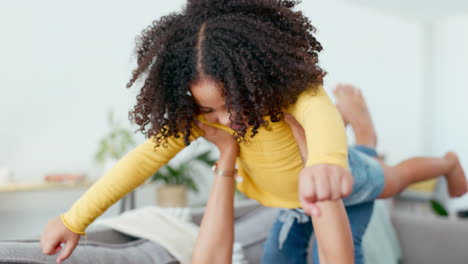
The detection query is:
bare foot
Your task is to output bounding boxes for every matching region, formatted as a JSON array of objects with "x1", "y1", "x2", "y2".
[
  {"x1": 444, "y1": 152, "x2": 468, "y2": 197},
  {"x1": 333, "y1": 84, "x2": 377, "y2": 148}
]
